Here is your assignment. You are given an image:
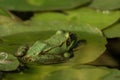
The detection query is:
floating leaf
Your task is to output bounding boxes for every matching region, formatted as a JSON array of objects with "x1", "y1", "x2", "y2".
[
  {"x1": 0, "y1": 12, "x2": 106, "y2": 64},
  {"x1": 0, "y1": 52, "x2": 19, "y2": 71},
  {"x1": 87, "y1": 51, "x2": 119, "y2": 67},
  {"x1": 103, "y1": 23, "x2": 120, "y2": 38},
  {"x1": 4, "y1": 64, "x2": 70, "y2": 80},
  {"x1": 0, "y1": 0, "x2": 91, "y2": 11},
  {"x1": 90, "y1": 0, "x2": 120, "y2": 10},
  {"x1": 4, "y1": 65, "x2": 120, "y2": 80},
  {"x1": 66, "y1": 8, "x2": 120, "y2": 30},
  {"x1": 102, "y1": 69, "x2": 120, "y2": 80}
]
